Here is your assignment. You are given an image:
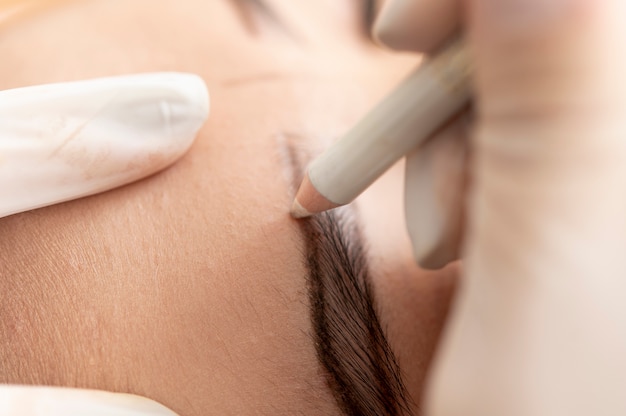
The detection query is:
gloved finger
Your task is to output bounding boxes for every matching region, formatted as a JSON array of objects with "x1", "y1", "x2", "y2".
[
  {"x1": 405, "y1": 109, "x2": 470, "y2": 270},
  {"x1": 0, "y1": 72, "x2": 209, "y2": 219},
  {"x1": 373, "y1": 0, "x2": 461, "y2": 53},
  {"x1": 0, "y1": 385, "x2": 177, "y2": 415},
  {"x1": 468, "y1": 0, "x2": 626, "y2": 282}
]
